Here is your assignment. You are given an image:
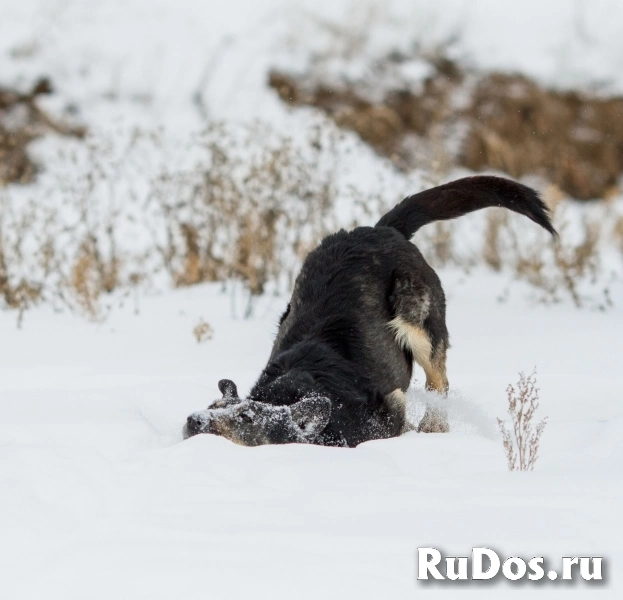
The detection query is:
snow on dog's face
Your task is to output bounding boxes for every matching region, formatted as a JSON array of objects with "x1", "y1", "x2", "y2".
[{"x1": 183, "y1": 379, "x2": 331, "y2": 446}]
